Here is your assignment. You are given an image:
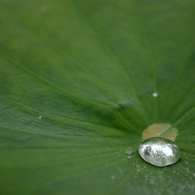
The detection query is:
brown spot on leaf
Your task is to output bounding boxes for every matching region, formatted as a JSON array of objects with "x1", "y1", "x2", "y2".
[{"x1": 142, "y1": 123, "x2": 178, "y2": 142}]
